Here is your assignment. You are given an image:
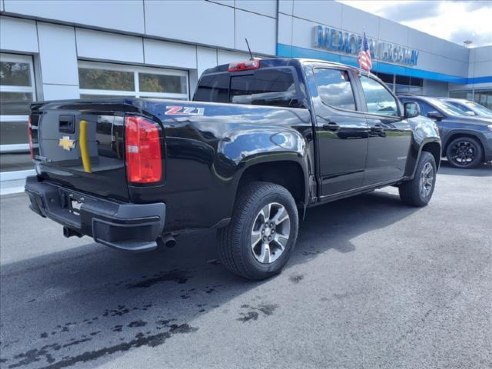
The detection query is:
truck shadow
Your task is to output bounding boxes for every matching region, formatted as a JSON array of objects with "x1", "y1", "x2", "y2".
[
  {"x1": 293, "y1": 190, "x2": 417, "y2": 262},
  {"x1": 0, "y1": 190, "x2": 418, "y2": 369}
]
